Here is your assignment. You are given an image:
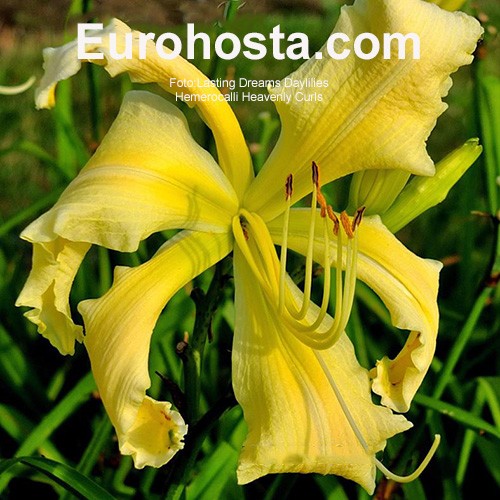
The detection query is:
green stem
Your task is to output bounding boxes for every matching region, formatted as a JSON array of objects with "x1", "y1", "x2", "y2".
[{"x1": 180, "y1": 257, "x2": 232, "y2": 424}]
